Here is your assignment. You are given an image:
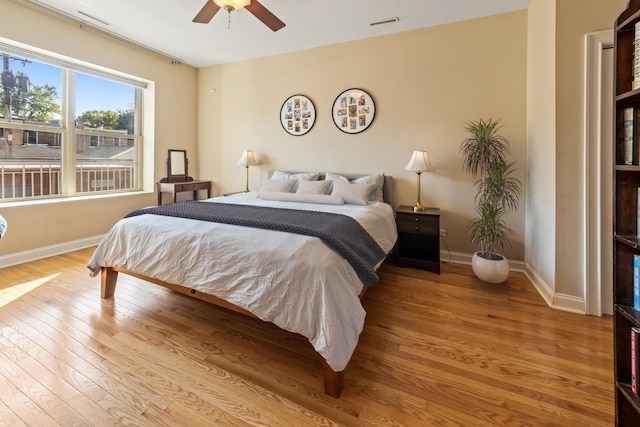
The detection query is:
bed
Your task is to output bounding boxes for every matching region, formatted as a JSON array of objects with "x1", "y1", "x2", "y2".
[{"x1": 87, "y1": 172, "x2": 397, "y2": 397}]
